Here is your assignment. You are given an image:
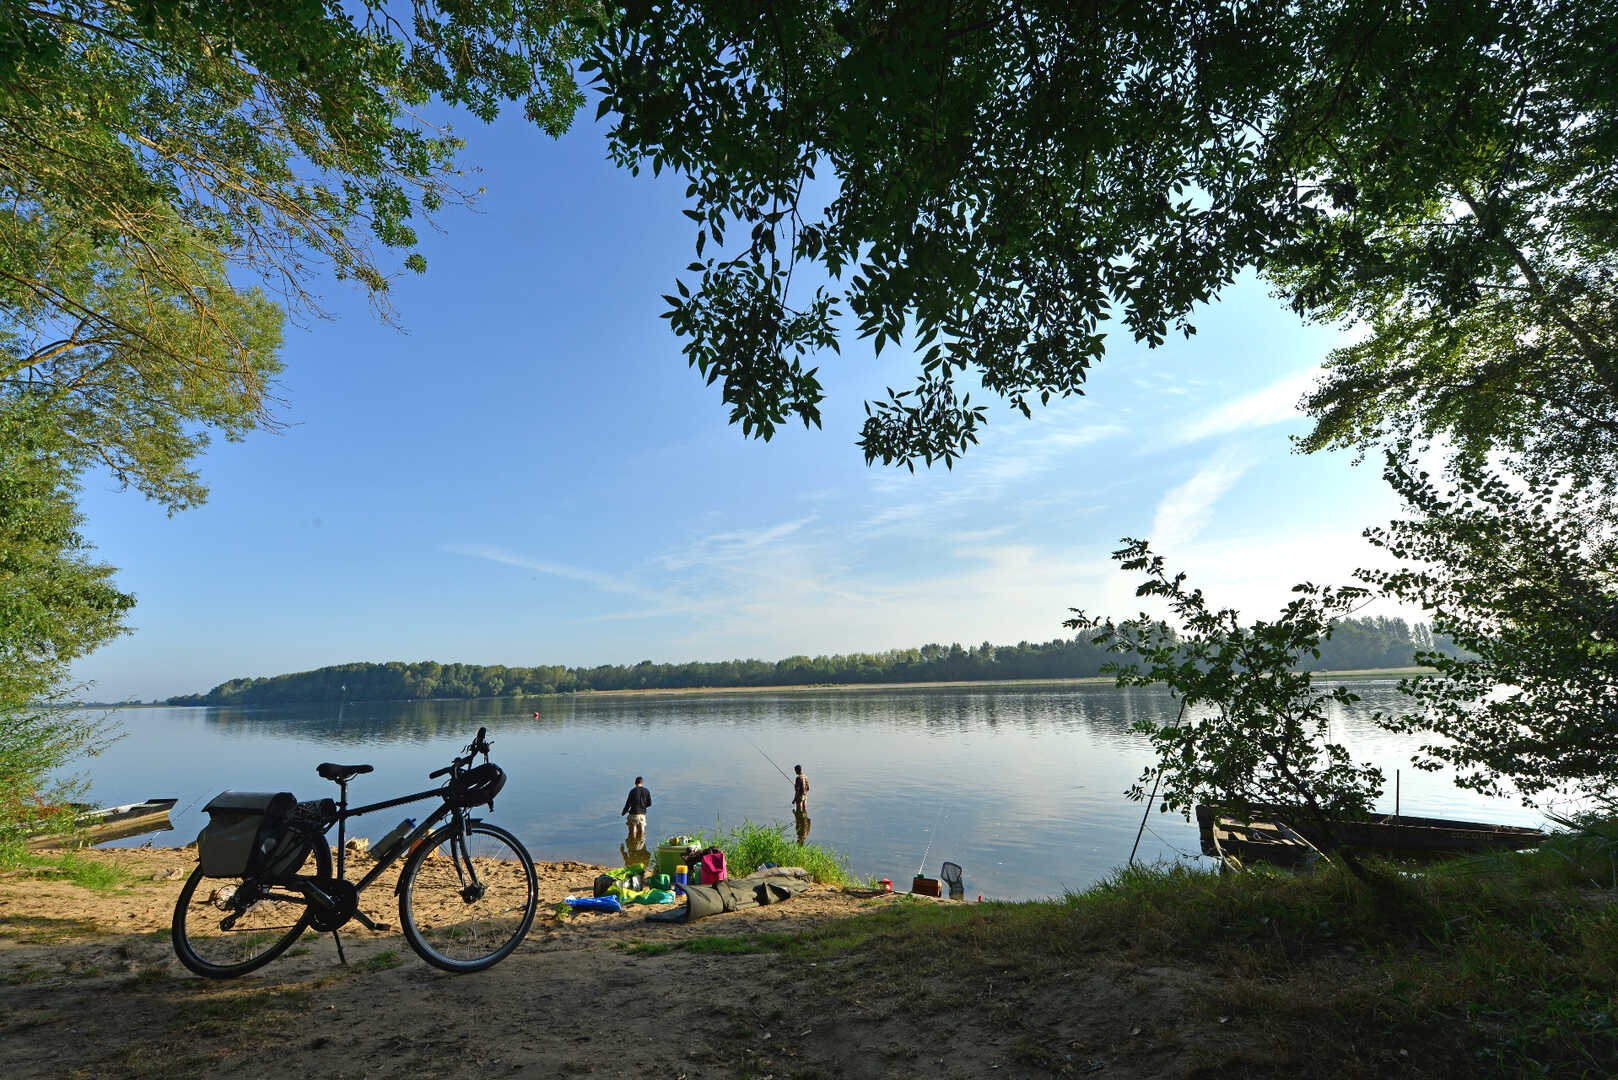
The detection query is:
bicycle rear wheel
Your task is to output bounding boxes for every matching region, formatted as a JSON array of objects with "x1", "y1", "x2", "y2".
[
  {"x1": 397, "y1": 822, "x2": 537, "y2": 973},
  {"x1": 171, "y1": 840, "x2": 329, "y2": 979}
]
